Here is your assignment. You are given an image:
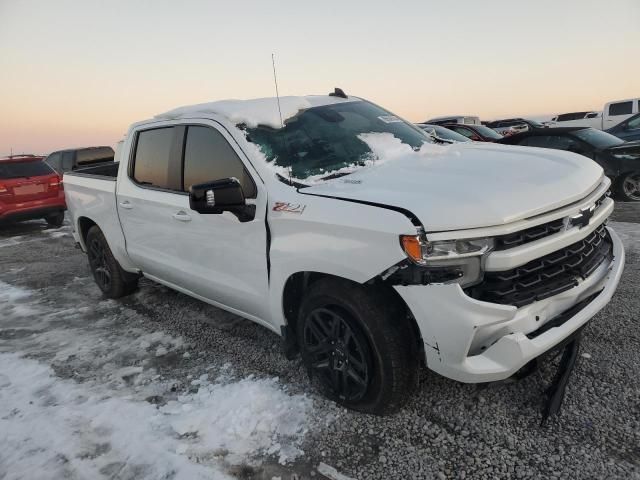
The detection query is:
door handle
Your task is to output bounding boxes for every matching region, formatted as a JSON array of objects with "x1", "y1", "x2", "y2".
[
  {"x1": 119, "y1": 201, "x2": 133, "y2": 210},
  {"x1": 172, "y1": 211, "x2": 192, "y2": 222}
]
